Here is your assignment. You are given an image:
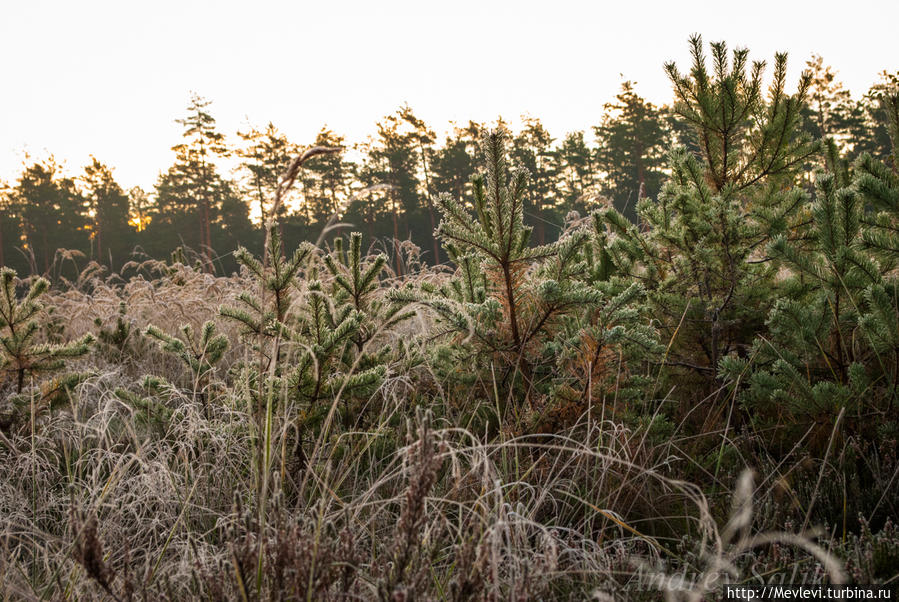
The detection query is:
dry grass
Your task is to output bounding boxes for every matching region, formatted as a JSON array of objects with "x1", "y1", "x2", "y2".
[{"x1": 0, "y1": 255, "x2": 858, "y2": 601}]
